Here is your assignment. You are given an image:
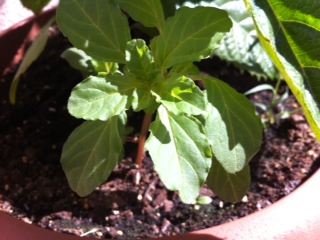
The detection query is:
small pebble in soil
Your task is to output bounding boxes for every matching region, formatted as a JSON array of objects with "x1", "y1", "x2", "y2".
[{"x1": 241, "y1": 195, "x2": 248, "y2": 203}]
